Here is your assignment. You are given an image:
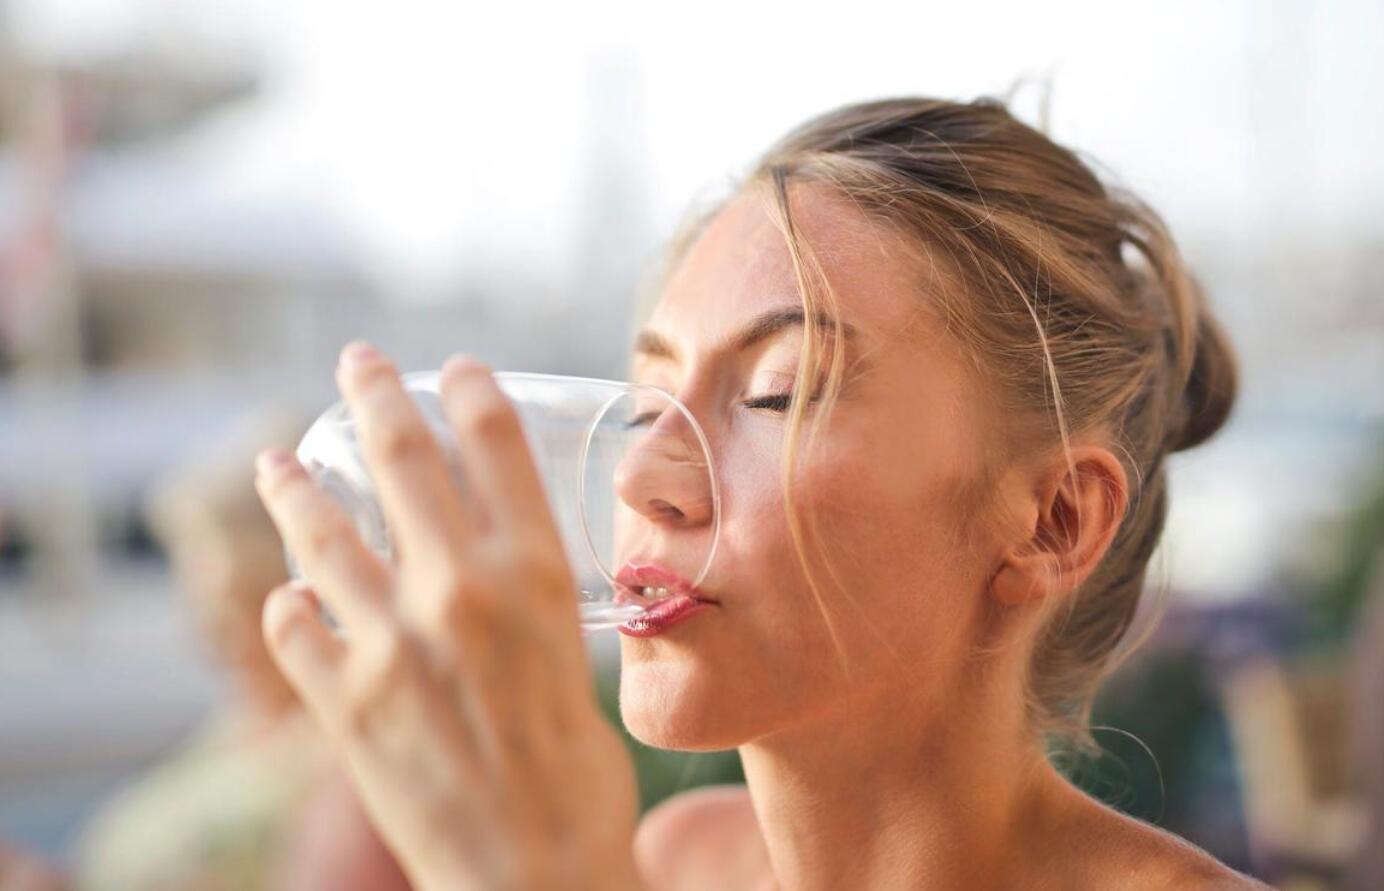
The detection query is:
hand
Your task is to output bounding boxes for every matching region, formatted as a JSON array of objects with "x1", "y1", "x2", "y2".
[{"x1": 254, "y1": 343, "x2": 643, "y2": 891}]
